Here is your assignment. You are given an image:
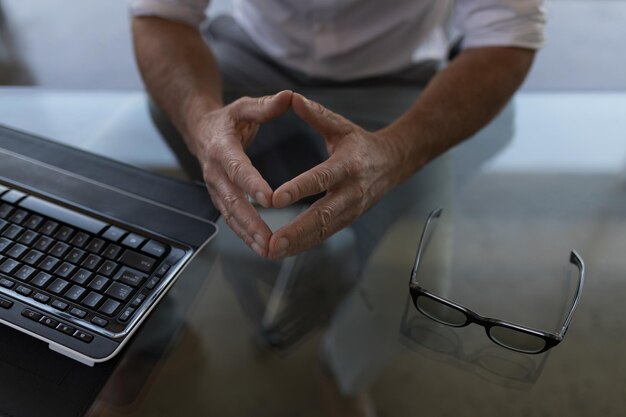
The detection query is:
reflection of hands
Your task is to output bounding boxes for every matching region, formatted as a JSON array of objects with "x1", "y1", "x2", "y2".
[
  {"x1": 192, "y1": 90, "x2": 293, "y2": 257},
  {"x1": 268, "y1": 93, "x2": 411, "y2": 259}
]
